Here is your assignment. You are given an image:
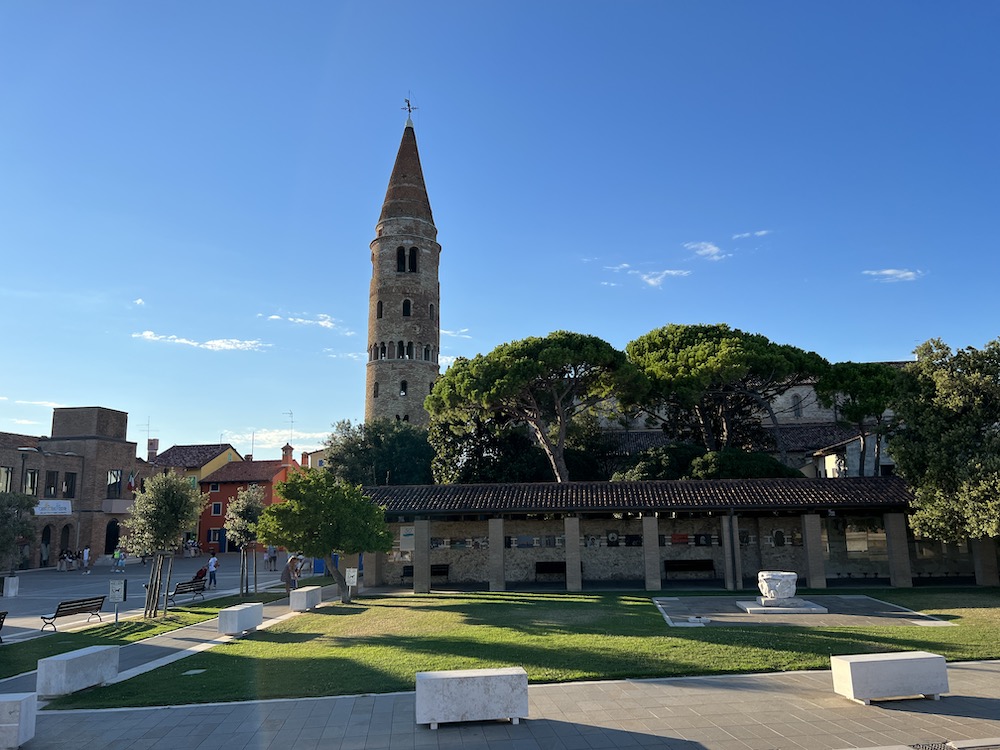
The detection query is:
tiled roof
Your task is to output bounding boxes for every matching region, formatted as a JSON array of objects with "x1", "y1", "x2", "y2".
[
  {"x1": 0, "y1": 432, "x2": 40, "y2": 450},
  {"x1": 364, "y1": 477, "x2": 912, "y2": 515},
  {"x1": 151, "y1": 444, "x2": 239, "y2": 469},
  {"x1": 201, "y1": 460, "x2": 285, "y2": 484}
]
